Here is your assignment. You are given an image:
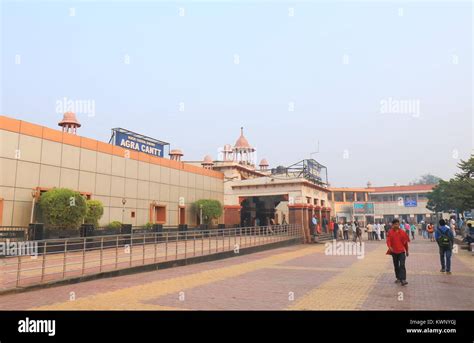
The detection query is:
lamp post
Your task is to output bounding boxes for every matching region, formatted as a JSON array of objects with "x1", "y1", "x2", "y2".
[
  {"x1": 30, "y1": 189, "x2": 37, "y2": 223},
  {"x1": 200, "y1": 204, "x2": 203, "y2": 226}
]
